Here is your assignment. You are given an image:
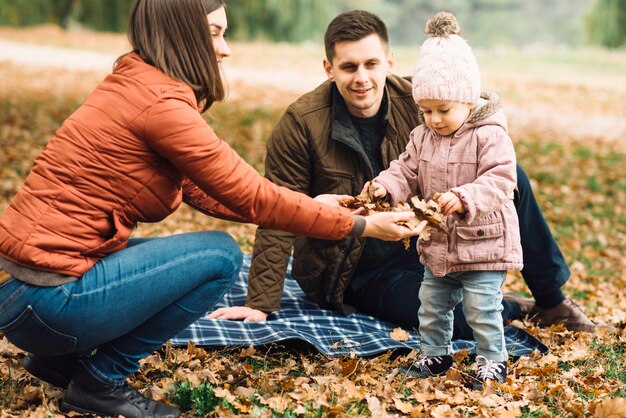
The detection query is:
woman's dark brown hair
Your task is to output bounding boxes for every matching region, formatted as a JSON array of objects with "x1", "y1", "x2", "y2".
[
  {"x1": 201, "y1": 0, "x2": 226, "y2": 14},
  {"x1": 128, "y1": 0, "x2": 224, "y2": 113}
]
